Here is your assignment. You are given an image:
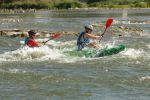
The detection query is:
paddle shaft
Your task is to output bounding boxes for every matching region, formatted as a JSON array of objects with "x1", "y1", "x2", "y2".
[
  {"x1": 43, "y1": 38, "x2": 52, "y2": 44},
  {"x1": 43, "y1": 33, "x2": 62, "y2": 44},
  {"x1": 99, "y1": 28, "x2": 106, "y2": 42}
]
